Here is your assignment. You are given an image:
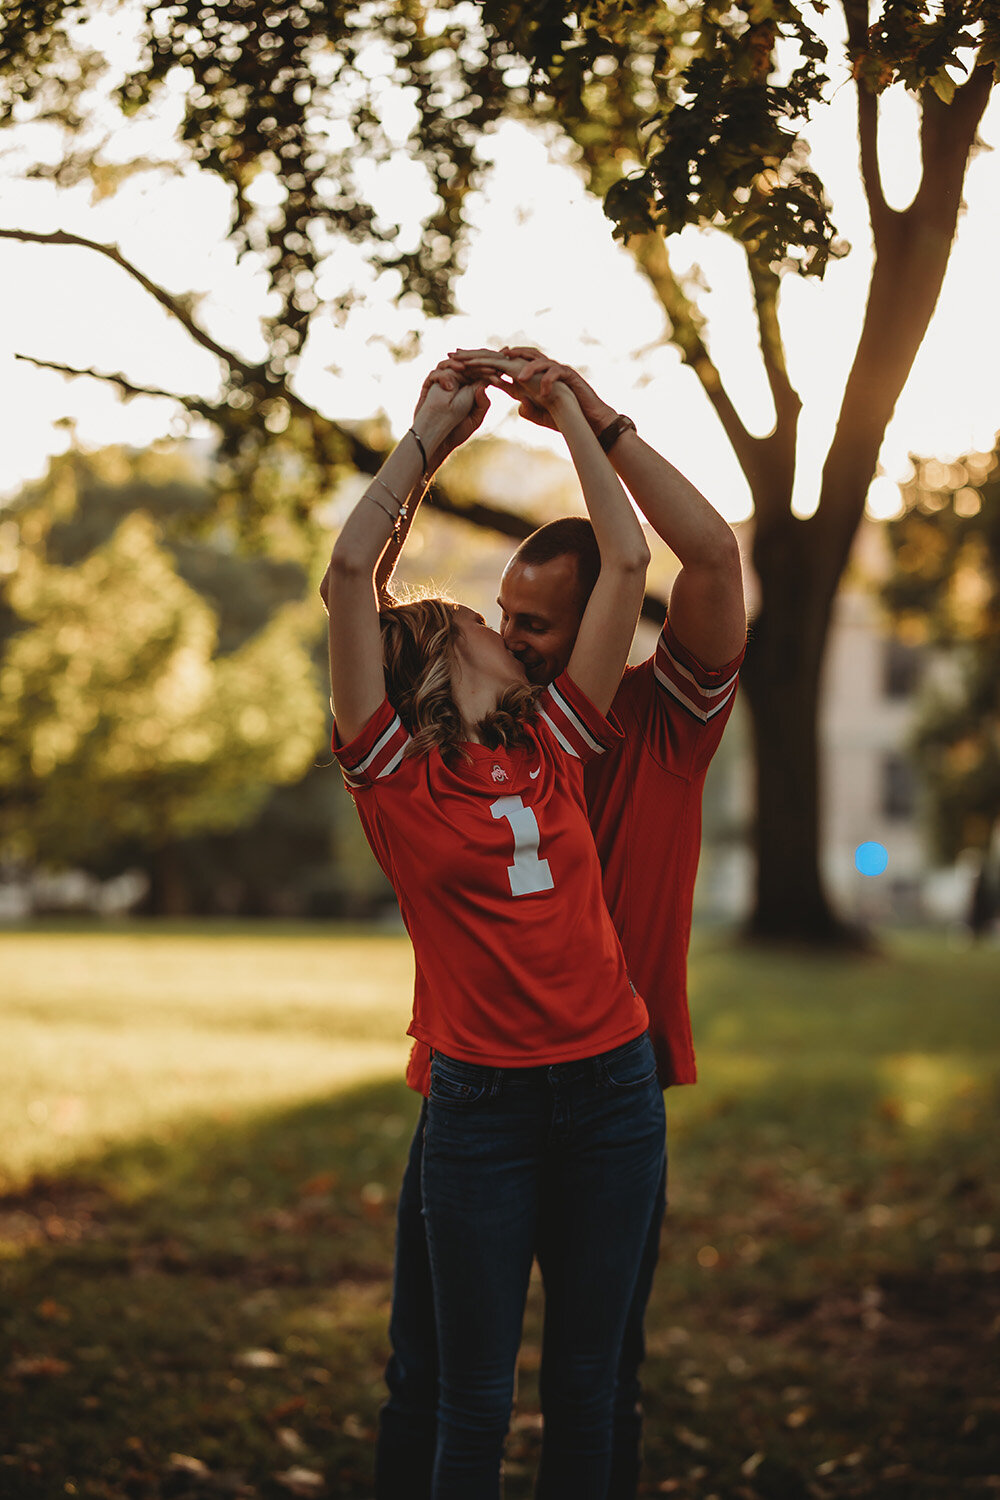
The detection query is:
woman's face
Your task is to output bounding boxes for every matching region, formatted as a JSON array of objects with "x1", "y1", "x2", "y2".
[{"x1": 451, "y1": 604, "x2": 528, "y2": 693}]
